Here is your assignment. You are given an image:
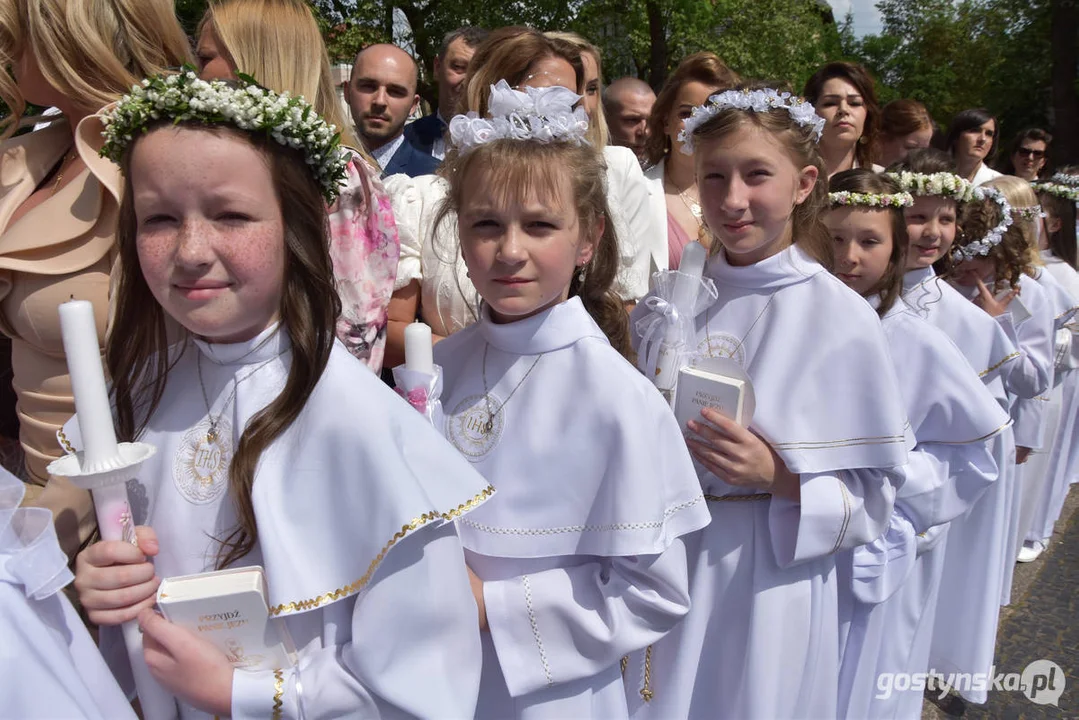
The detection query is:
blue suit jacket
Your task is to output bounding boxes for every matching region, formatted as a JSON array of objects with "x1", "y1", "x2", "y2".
[
  {"x1": 382, "y1": 135, "x2": 440, "y2": 178},
  {"x1": 403, "y1": 114, "x2": 445, "y2": 158}
]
